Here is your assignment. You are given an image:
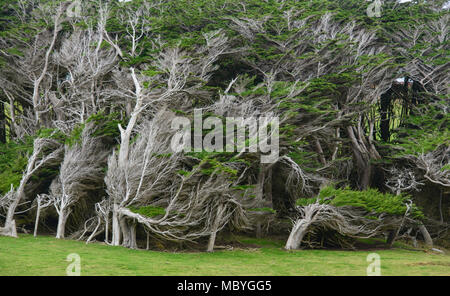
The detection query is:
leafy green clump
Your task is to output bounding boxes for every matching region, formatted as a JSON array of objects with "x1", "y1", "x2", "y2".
[
  {"x1": 36, "y1": 128, "x2": 66, "y2": 143},
  {"x1": 0, "y1": 140, "x2": 33, "y2": 194},
  {"x1": 199, "y1": 158, "x2": 238, "y2": 176},
  {"x1": 389, "y1": 106, "x2": 449, "y2": 156},
  {"x1": 0, "y1": 125, "x2": 71, "y2": 194},
  {"x1": 128, "y1": 206, "x2": 166, "y2": 218},
  {"x1": 65, "y1": 111, "x2": 125, "y2": 147},
  {"x1": 86, "y1": 111, "x2": 125, "y2": 139},
  {"x1": 248, "y1": 207, "x2": 276, "y2": 214},
  {"x1": 186, "y1": 153, "x2": 239, "y2": 177},
  {"x1": 232, "y1": 184, "x2": 255, "y2": 191},
  {"x1": 296, "y1": 186, "x2": 424, "y2": 219},
  {"x1": 296, "y1": 198, "x2": 319, "y2": 207}
]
